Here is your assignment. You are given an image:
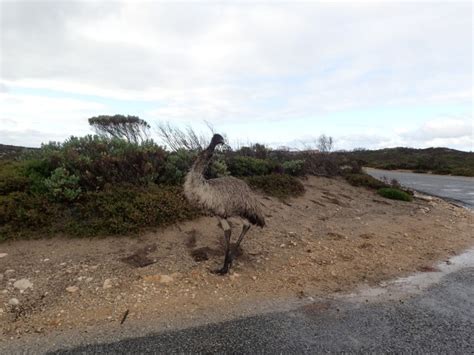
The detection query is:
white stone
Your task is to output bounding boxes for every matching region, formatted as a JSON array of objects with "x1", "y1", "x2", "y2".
[
  {"x1": 8, "y1": 298, "x2": 19, "y2": 306},
  {"x1": 13, "y1": 279, "x2": 33, "y2": 291},
  {"x1": 103, "y1": 279, "x2": 113, "y2": 289},
  {"x1": 0, "y1": 253, "x2": 7, "y2": 258},
  {"x1": 66, "y1": 286, "x2": 79, "y2": 293},
  {"x1": 159, "y1": 275, "x2": 174, "y2": 284}
]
